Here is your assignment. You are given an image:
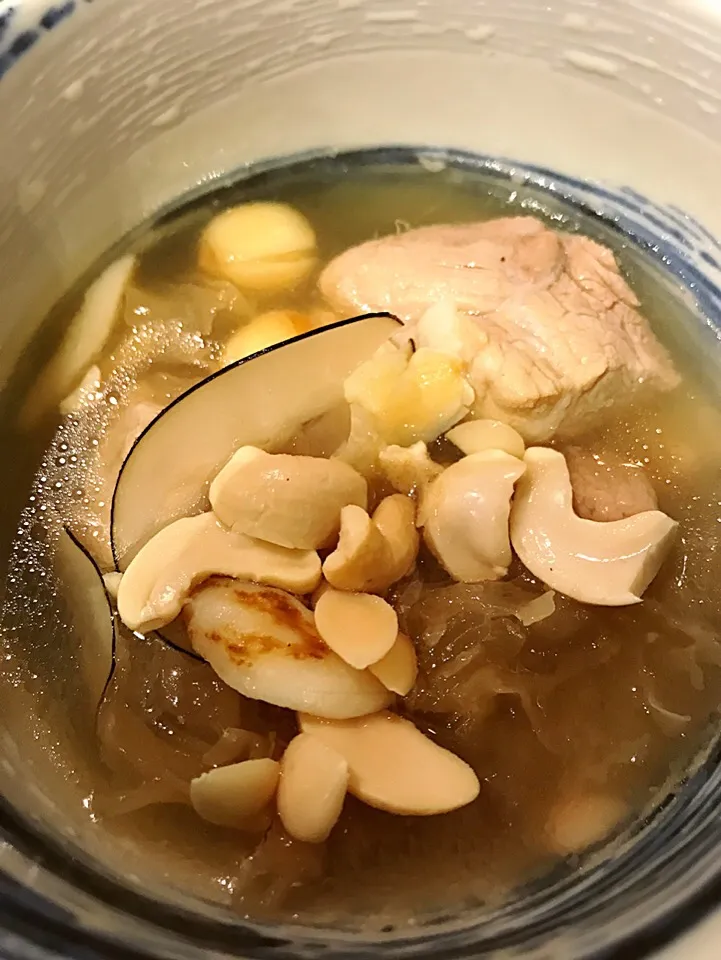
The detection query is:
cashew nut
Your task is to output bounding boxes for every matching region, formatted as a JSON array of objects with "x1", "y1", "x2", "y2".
[
  {"x1": 510, "y1": 447, "x2": 678, "y2": 605},
  {"x1": 446, "y1": 419, "x2": 525, "y2": 460},
  {"x1": 209, "y1": 446, "x2": 367, "y2": 550},
  {"x1": 185, "y1": 579, "x2": 392, "y2": 719},
  {"x1": 369, "y1": 632, "x2": 418, "y2": 696},
  {"x1": 299, "y1": 711, "x2": 480, "y2": 815},
  {"x1": 199, "y1": 202, "x2": 317, "y2": 294},
  {"x1": 278, "y1": 733, "x2": 349, "y2": 843},
  {"x1": 116, "y1": 512, "x2": 321, "y2": 633},
  {"x1": 223, "y1": 310, "x2": 313, "y2": 366},
  {"x1": 190, "y1": 758, "x2": 280, "y2": 829},
  {"x1": 323, "y1": 495, "x2": 419, "y2": 593},
  {"x1": 323, "y1": 506, "x2": 386, "y2": 591},
  {"x1": 314, "y1": 589, "x2": 398, "y2": 669},
  {"x1": 422, "y1": 450, "x2": 526, "y2": 582}
]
